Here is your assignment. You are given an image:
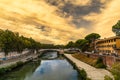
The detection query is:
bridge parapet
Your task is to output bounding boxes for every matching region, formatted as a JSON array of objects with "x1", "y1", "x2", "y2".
[{"x1": 39, "y1": 49, "x2": 64, "y2": 54}]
